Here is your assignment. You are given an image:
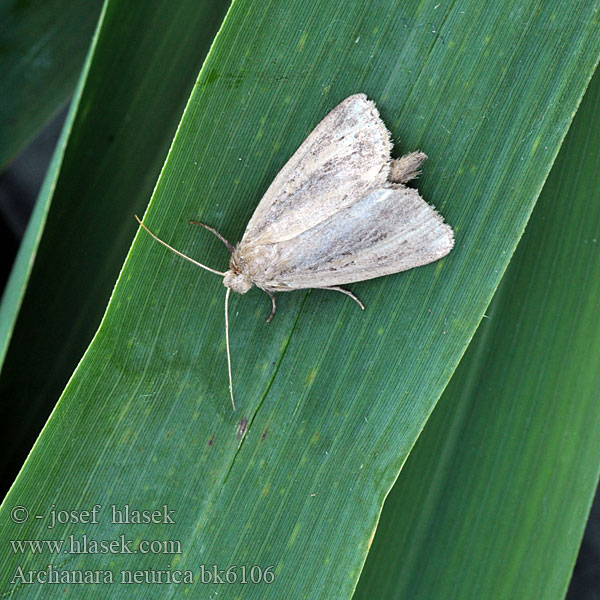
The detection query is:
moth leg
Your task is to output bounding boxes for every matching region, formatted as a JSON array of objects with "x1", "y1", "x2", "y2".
[
  {"x1": 189, "y1": 220, "x2": 234, "y2": 253},
  {"x1": 315, "y1": 286, "x2": 365, "y2": 311},
  {"x1": 388, "y1": 151, "x2": 427, "y2": 184},
  {"x1": 265, "y1": 291, "x2": 277, "y2": 323}
]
